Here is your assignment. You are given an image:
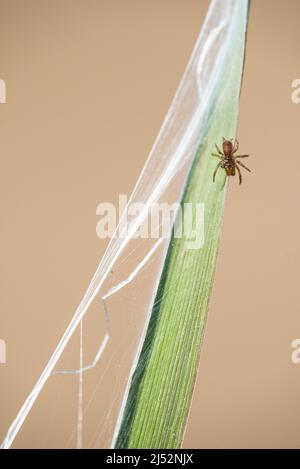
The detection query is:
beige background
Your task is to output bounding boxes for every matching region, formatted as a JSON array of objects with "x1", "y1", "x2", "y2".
[{"x1": 1, "y1": 0, "x2": 300, "y2": 448}]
